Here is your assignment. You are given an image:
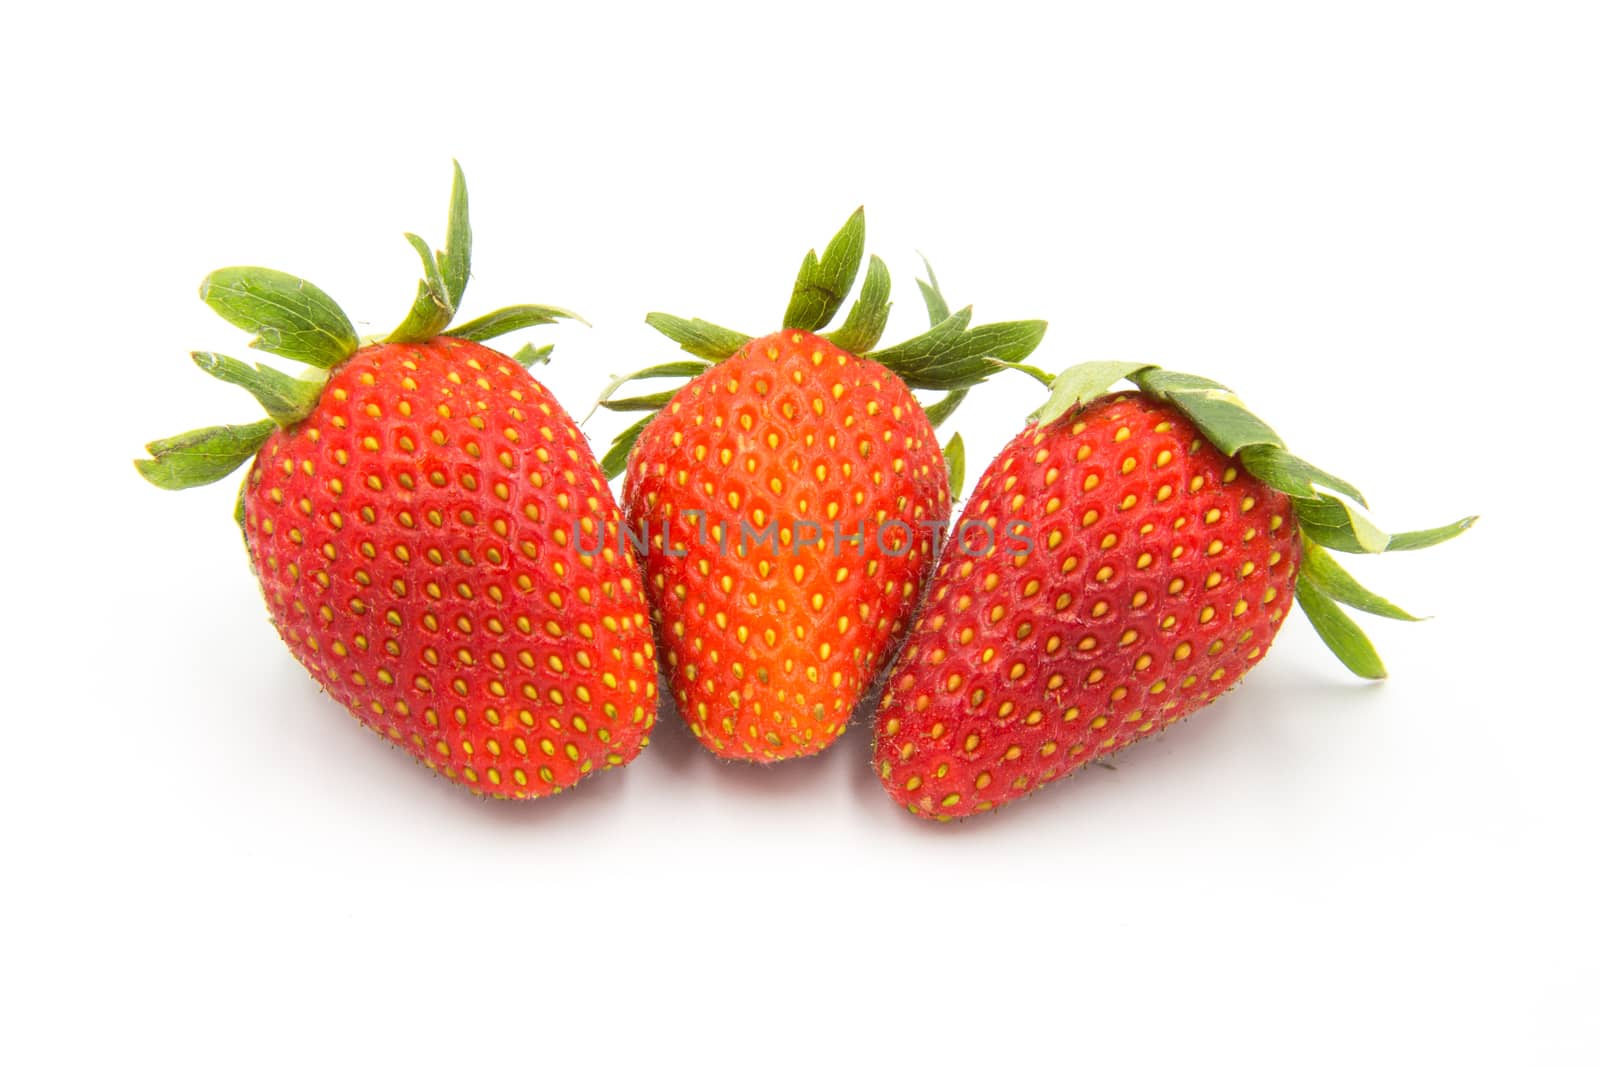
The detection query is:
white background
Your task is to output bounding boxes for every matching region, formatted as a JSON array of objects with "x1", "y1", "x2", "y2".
[{"x1": 4, "y1": 2, "x2": 1595, "y2": 1063}]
